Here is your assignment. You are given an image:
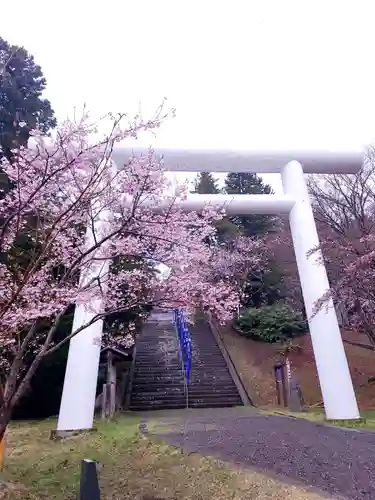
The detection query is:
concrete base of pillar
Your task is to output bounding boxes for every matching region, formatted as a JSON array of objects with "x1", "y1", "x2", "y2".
[
  {"x1": 50, "y1": 428, "x2": 98, "y2": 441},
  {"x1": 326, "y1": 418, "x2": 366, "y2": 425}
]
